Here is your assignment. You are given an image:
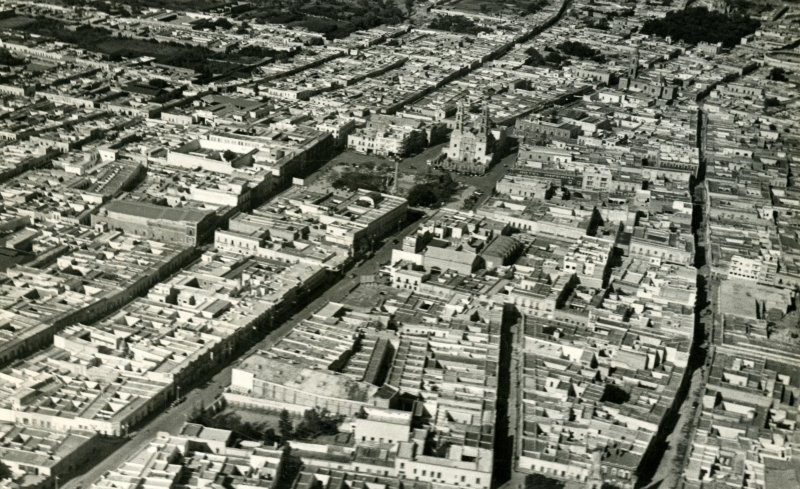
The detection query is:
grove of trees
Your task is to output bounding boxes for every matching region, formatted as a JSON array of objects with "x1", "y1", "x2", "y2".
[
  {"x1": 640, "y1": 7, "x2": 760, "y2": 48},
  {"x1": 0, "y1": 48, "x2": 25, "y2": 66},
  {"x1": 407, "y1": 172, "x2": 458, "y2": 207},
  {"x1": 428, "y1": 15, "x2": 492, "y2": 35}
]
